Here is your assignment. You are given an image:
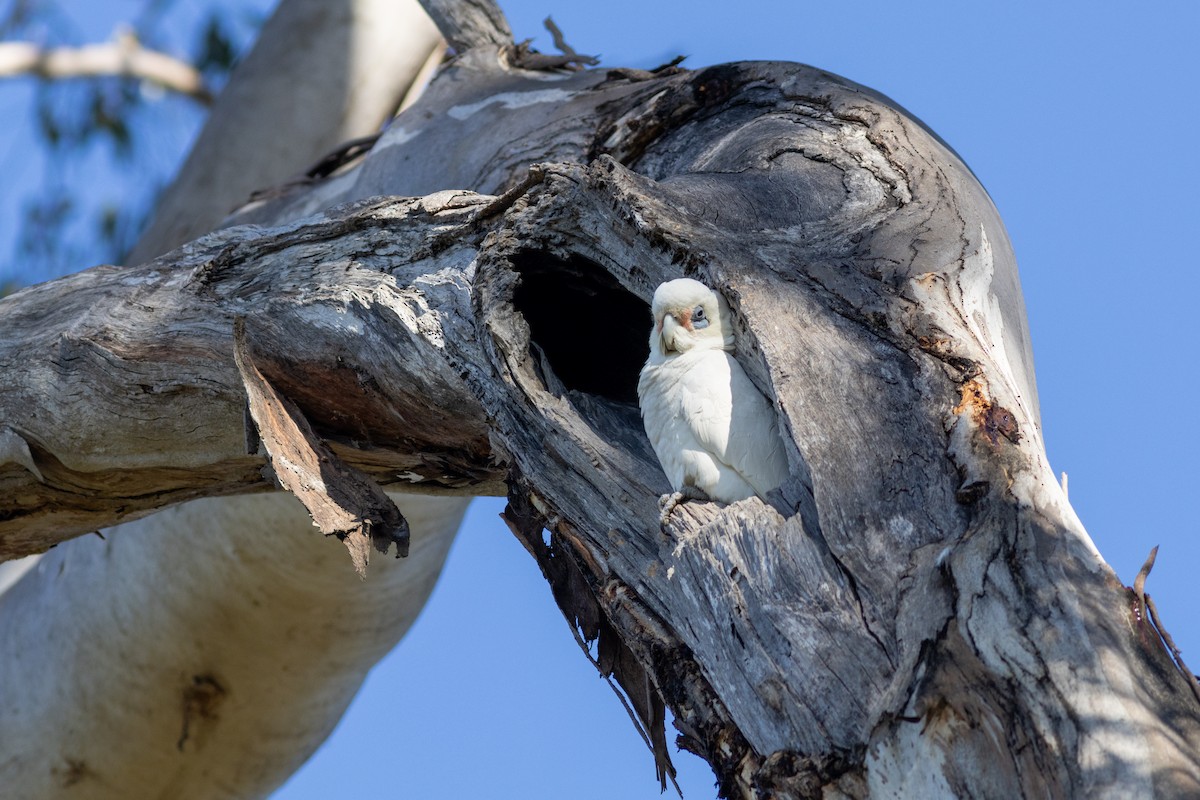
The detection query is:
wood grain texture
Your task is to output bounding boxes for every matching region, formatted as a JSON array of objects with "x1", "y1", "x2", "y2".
[
  {"x1": 0, "y1": 5, "x2": 471, "y2": 800},
  {"x1": 234, "y1": 317, "x2": 410, "y2": 571},
  {"x1": 0, "y1": 194, "x2": 501, "y2": 557}
]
